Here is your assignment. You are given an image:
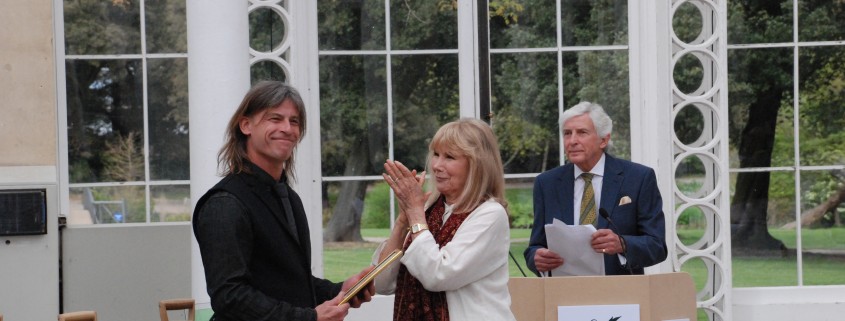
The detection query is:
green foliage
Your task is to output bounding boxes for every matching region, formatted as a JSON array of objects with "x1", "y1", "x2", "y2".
[
  {"x1": 489, "y1": 0, "x2": 524, "y2": 25},
  {"x1": 164, "y1": 213, "x2": 191, "y2": 222},
  {"x1": 361, "y1": 183, "x2": 393, "y2": 229},
  {"x1": 676, "y1": 206, "x2": 705, "y2": 230},
  {"x1": 64, "y1": 0, "x2": 141, "y2": 55},
  {"x1": 492, "y1": 51, "x2": 560, "y2": 172},
  {"x1": 490, "y1": 1, "x2": 631, "y2": 172},
  {"x1": 505, "y1": 187, "x2": 534, "y2": 228}
]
